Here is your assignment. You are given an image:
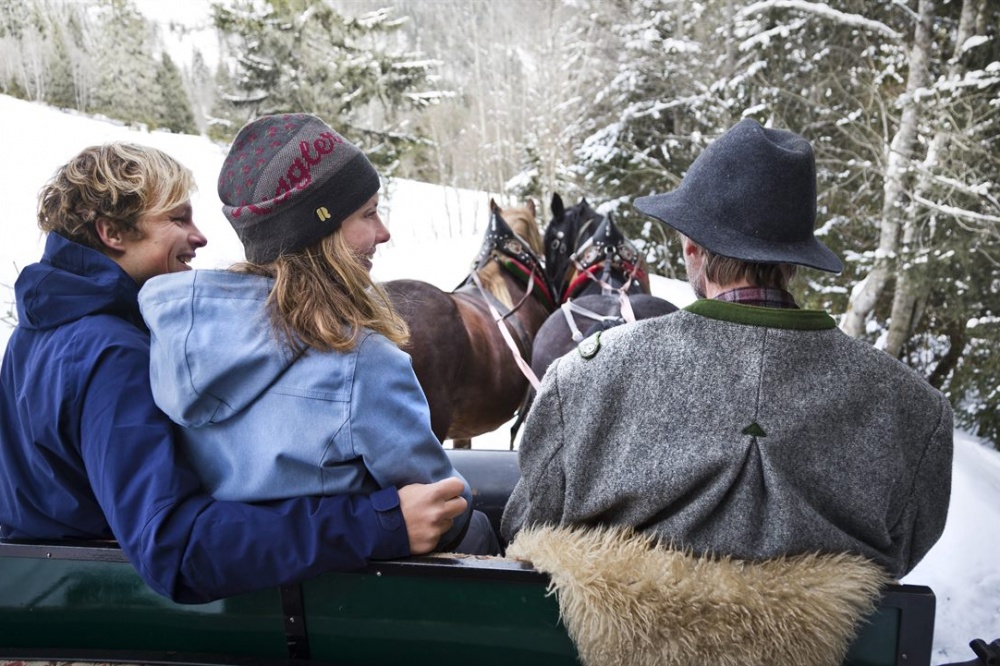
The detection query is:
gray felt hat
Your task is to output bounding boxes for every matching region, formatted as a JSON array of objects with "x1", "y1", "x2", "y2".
[
  {"x1": 634, "y1": 118, "x2": 843, "y2": 273},
  {"x1": 218, "y1": 113, "x2": 380, "y2": 264}
]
